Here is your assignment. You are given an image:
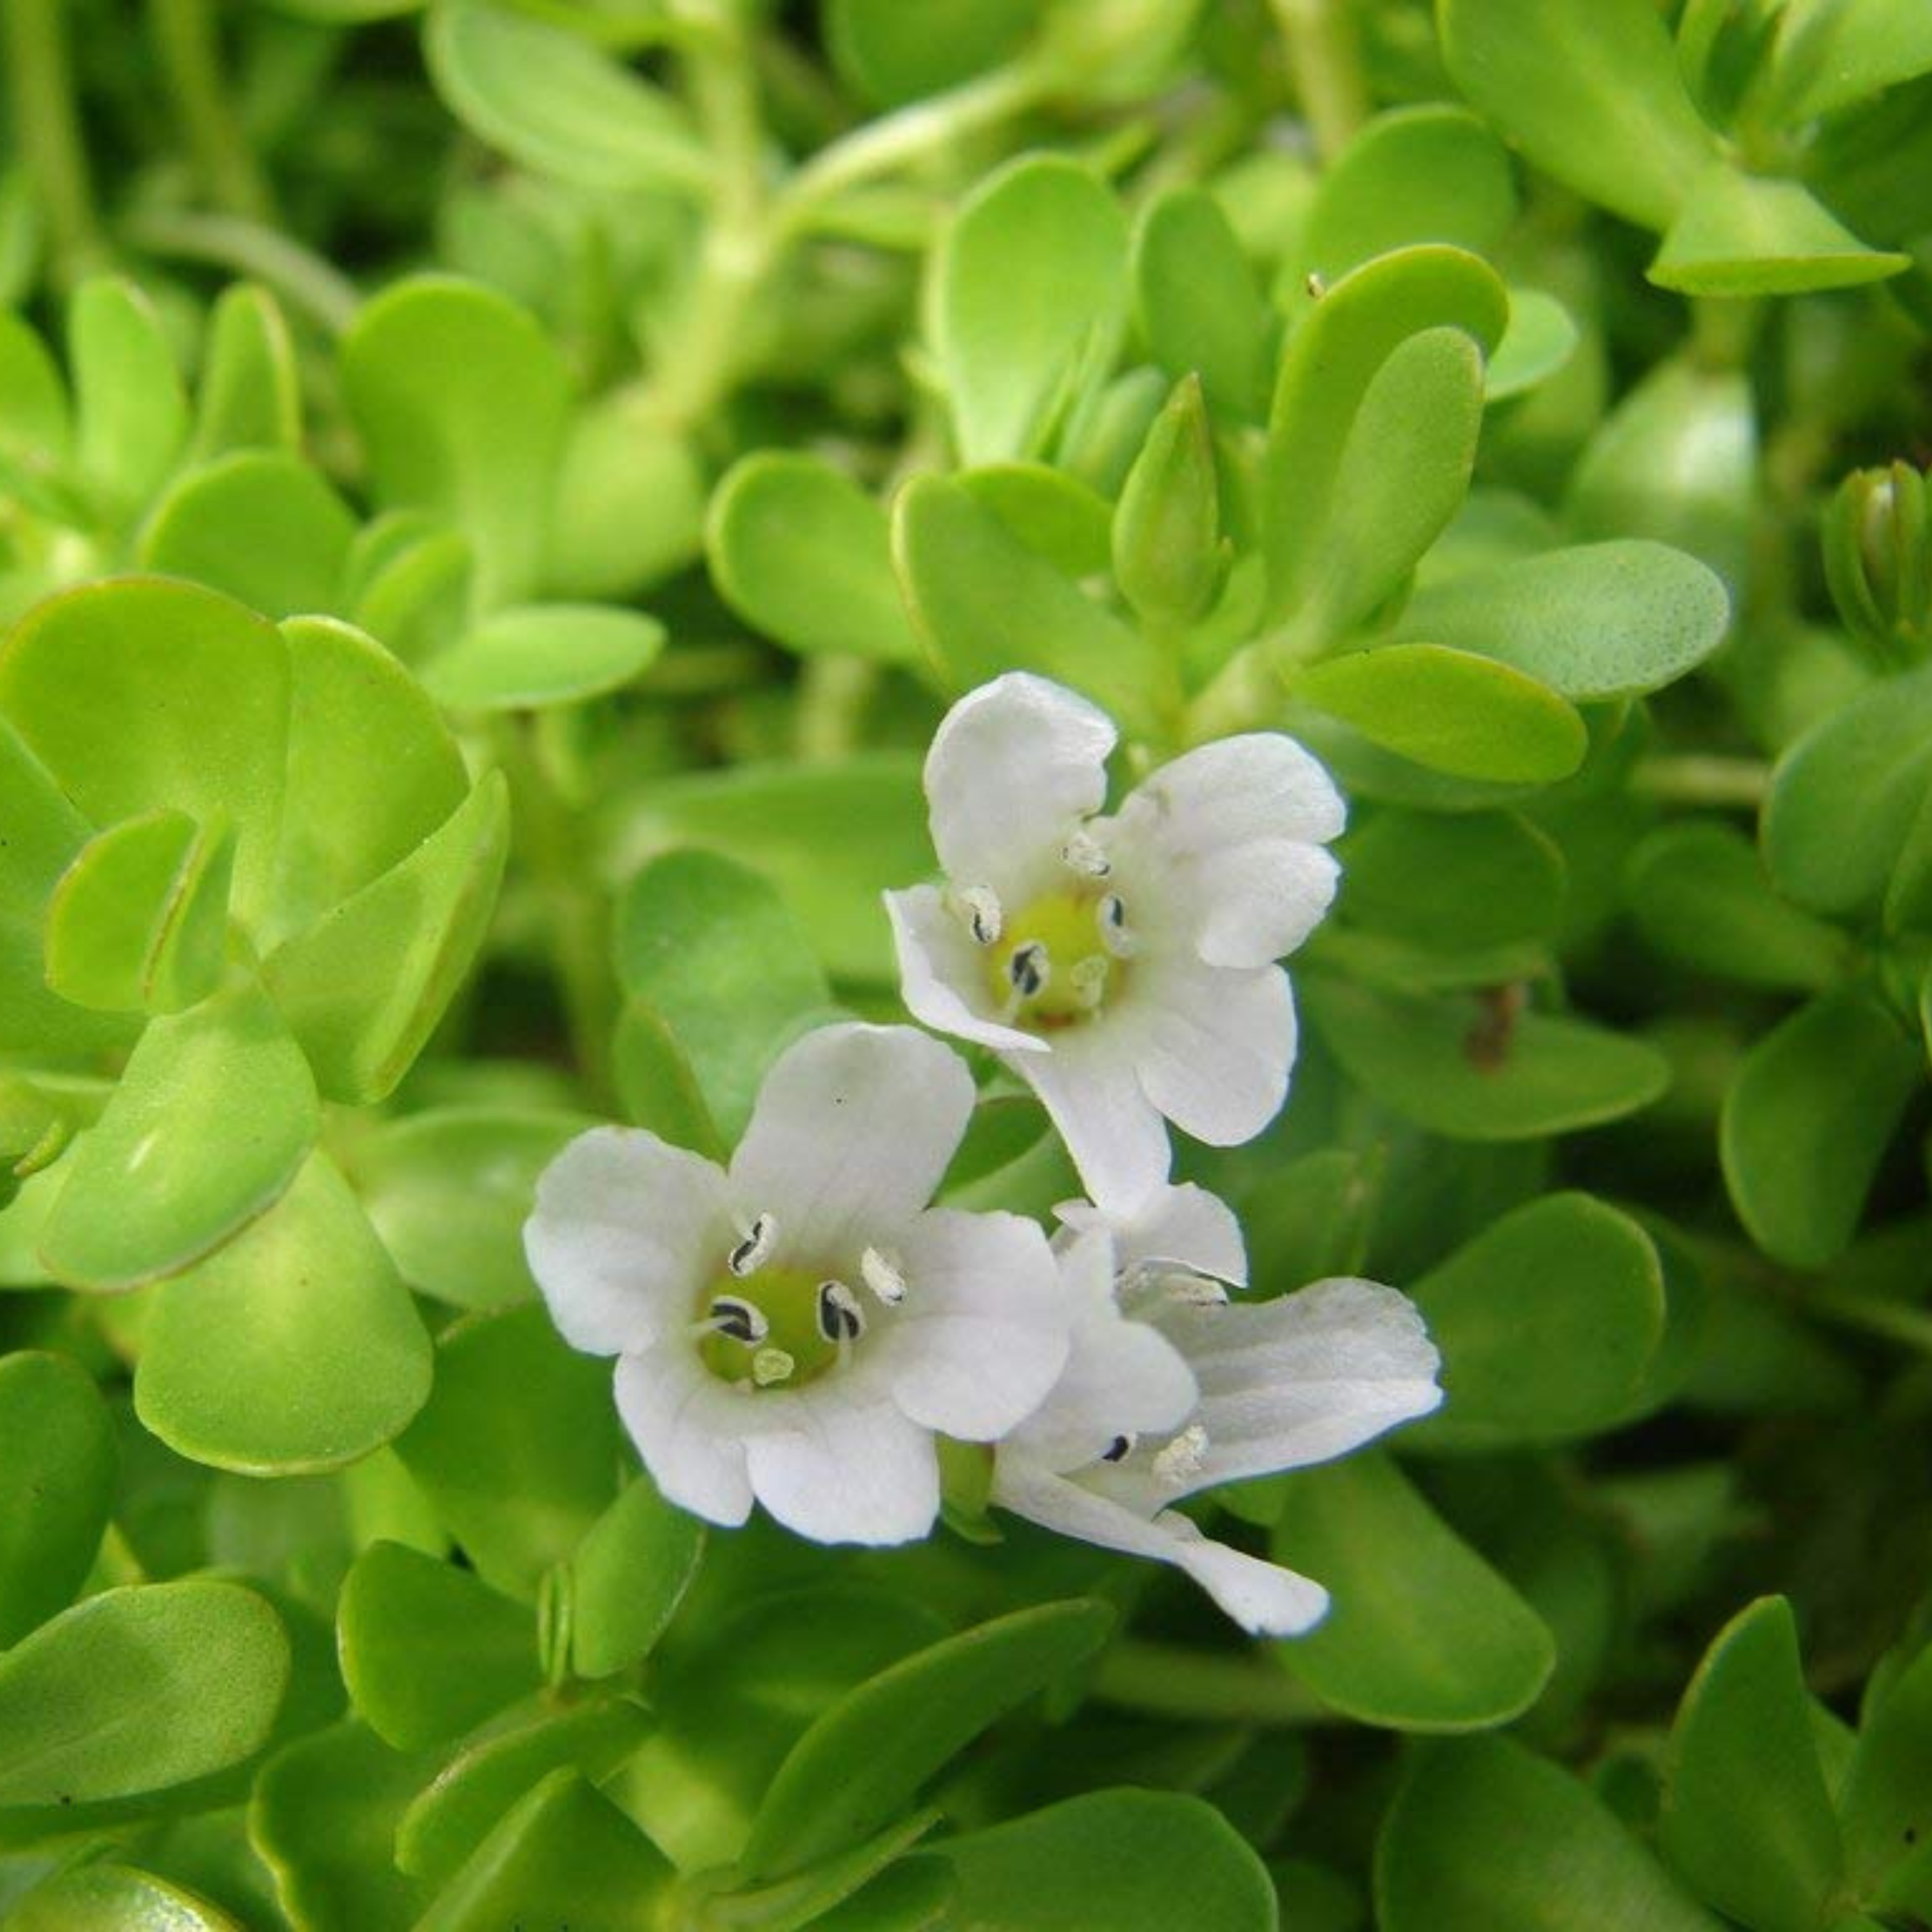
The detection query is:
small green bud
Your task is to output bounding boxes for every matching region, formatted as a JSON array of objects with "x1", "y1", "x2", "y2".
[
  {"x1": 1823, "y1": 460, "x2": 1932, "y2": 663},
  {"x1": 0, "y1": 1076, "x2": 73, "y2": 1210},
  {"x1": 1112, "y1": 375, "x2": 1226, "y2": 627}
]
